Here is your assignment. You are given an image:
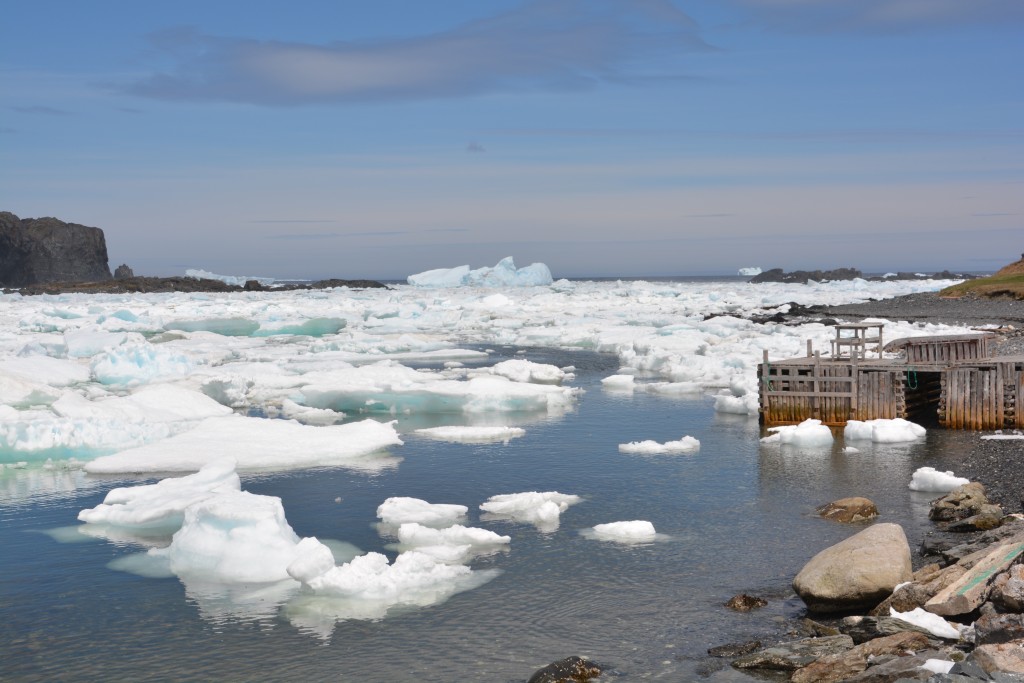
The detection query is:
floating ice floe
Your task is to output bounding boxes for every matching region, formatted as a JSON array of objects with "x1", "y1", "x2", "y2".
[
  {"x1": 78, "y1": 458, "x2": 240, "y2": 530},
  {"x1": 760, "y1": 419, "x2": 834, "y2": 447},
  {"x1": 84, "y1": 416, "x2": 402, "y2": 474},
  {"x1": 407, "y1": 257, "x2": 552, "y2": 287},
  {"x1": 376, "y1": 497, "x2": 468, "y2": 527},
  {"x1": 395, "y1": 522, "x2": 510, "y2": 562},
  {"x1": 480, "y1": 491, "x2": 581, "y2": 532},
  {"x1": 889, "y1": 607, "x2": 961, "y2": 640},
  {"x1": 91, "y1": 341, "x2": 195, "y2": 385},
  {"x1": 844, "y1": 418, "x2": 925, "y2": 443},
  {"x1": 297, "y1": 361, "x2": 577, "y2": 415},
  {"x1": 414, "y1": 426, "x2": 525, "y2": 444},
  {"x1": 148, "y1": 489, "x2": 304, "y2": 583},
  {"x1": 586, "y1": 520, "x2": 658, "y2": 543},
  {"x1": 601, "y1": 374, "x2": 635, "y2": 392},
  {"x1": 618, "y1": 436, "x2": 700, "y2": 455},
  {"x1": 908, "y1": 467, "x2": 970, "y2": 492},
  {"x1": 485, "y1": 359, "x2": 565, "y2": 385}
]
